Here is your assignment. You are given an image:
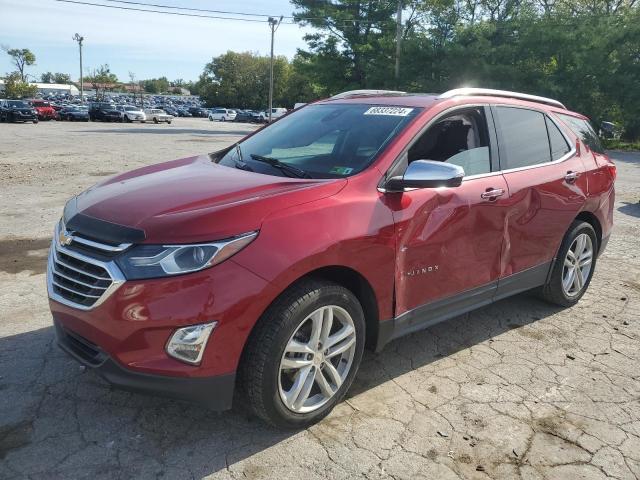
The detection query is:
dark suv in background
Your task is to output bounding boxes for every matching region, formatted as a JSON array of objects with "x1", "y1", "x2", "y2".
[
  {"x1": 88, "y1": 102, "x2": 123, "y2": 122},
  {"x1": 0, "y1": 100, "x2": 38, "y2": 123}
]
